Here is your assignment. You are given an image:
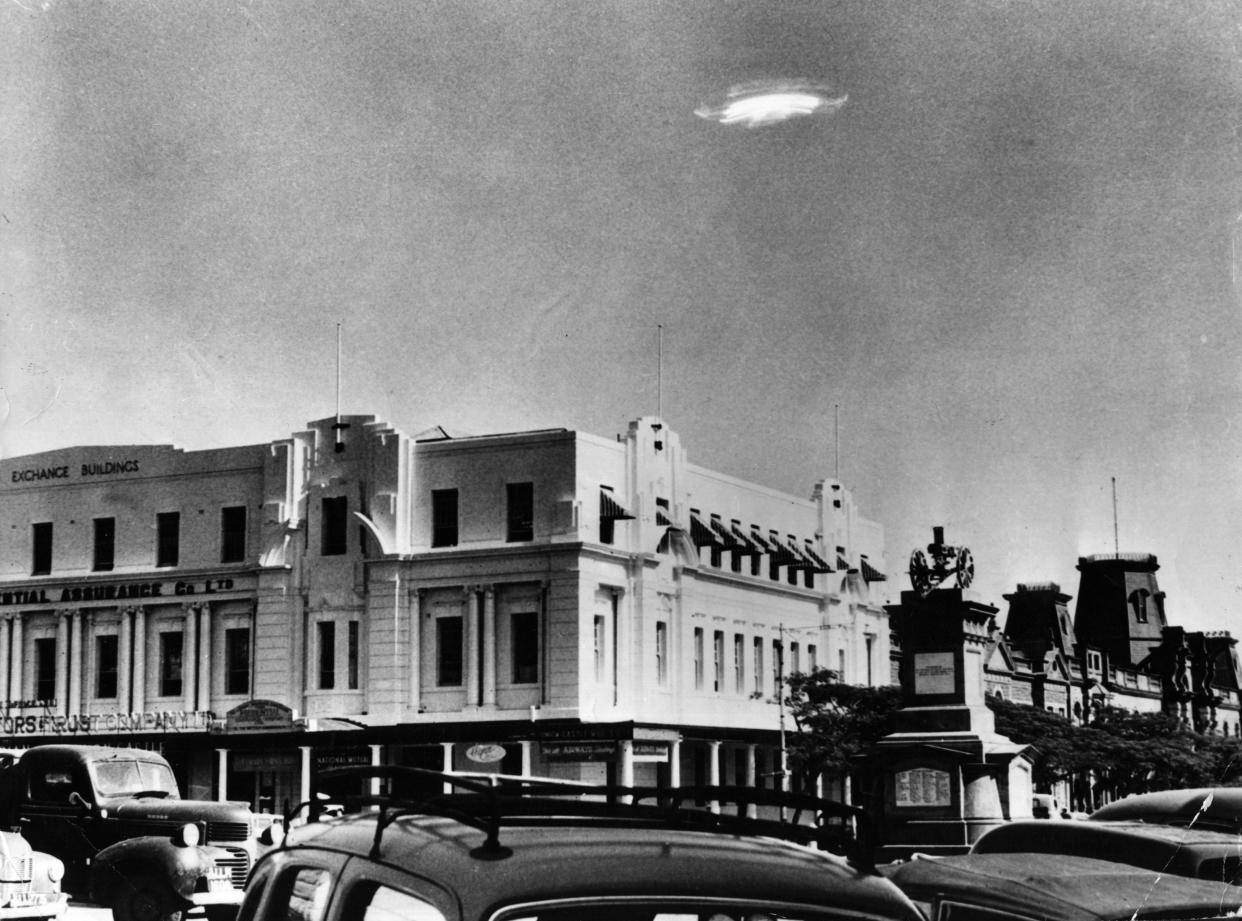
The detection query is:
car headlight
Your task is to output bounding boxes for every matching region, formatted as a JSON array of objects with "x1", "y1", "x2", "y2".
[
  {"x1": 44, "y1": 859, "x2": 63, "y2": 885},
  {"x1": 172, "y1": 823, "x2": 200, "y2": 847}
]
